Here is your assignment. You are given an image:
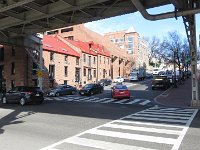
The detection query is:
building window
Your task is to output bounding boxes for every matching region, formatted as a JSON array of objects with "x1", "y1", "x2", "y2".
[
  {"x1": 88, "y1": 69, "x2": 92, "y2": 80},
  {"x1": 32, "y1": 63, "x2": 37, "y2": 75},
  {"x1": 99, "y1": 56, "x2": 101, "y2": 63},
  {"x1": 12, "y1": 46, "x2": 15, "y2": 56},
  {"x1": 93, "y1": 57, "x2": 96, "y2": 64},
  {"x1": 83, "y1": 68, "x2": 86, "y2": 76},
  {"x1": 104, "y1": 57, "x2": 106, "y2": 64},
  {"x1": 103, "y1": 69, "x2": 106, "y2": 78},
  {"x1": 67, "y1": 36, "x2": 74, "y2": 40},
  {"x1": 108, "y1": 58, "x2": 109, "y2": 64},
  {"x1": 61, "y1": 27, "x2": 73, "y2": 33},
  {"x1": 76, "y1": 57, "x2": 79, "y2": 65},
  {"x1": 127, "y1": 36, "x2": 133, "y2": 43},
  {"x1": 11, "y1": 80, "x2": 15, "y2": 89},
  {"x1": 49, "y1": 65, "x2": 55, "y2": 79},
  {"x1": 11, "y1": 62, "x2": 15, "y2": 75},
  {"x1": 88, "y1": 56, "x2": 91, "y2": 66},
  {"x1": 32, "y1": 79, "x2": 37, "y2": 86},
  {"x1": 93, "y1": 70, "x2": 96, "y2": 78},
  {"x1": 0, "y1": 47, "x2": 4, "y2": 61},
  {"x1": 83, "y1": 54, "x2": 86, "y2": 62},
  {"x1": 64, "y1": 80, "x2": 68, "y2": 84},
  {"x1": 50, "y1": 52, "x2": 54, "y2": 61},
  {"x1": 64, "y1": 55, "x2": 68, "y2": 64},
  {"x1": 64, "y1": 66, "x2": 68, "y2": 77},
  {"x1": 75, "y1": 68, "x2": 80, "y2": 82},
  {"x1": 47, "y1": 30, "x2": 58, "y2": 35}
]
